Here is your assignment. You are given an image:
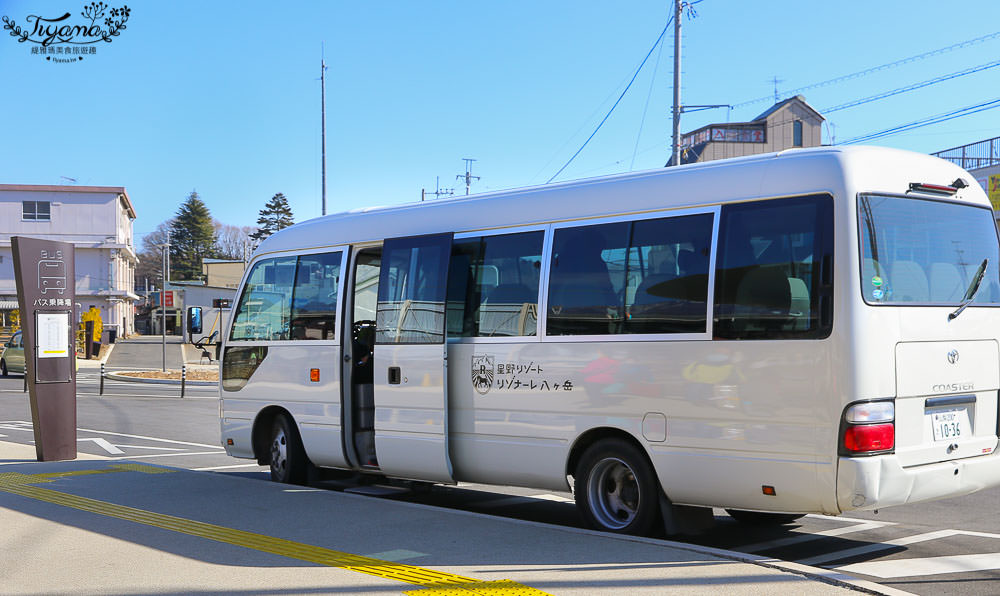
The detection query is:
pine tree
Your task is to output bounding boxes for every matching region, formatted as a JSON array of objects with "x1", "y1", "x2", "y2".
[
  {"x1": 250, "y1": 193, "x2": 295, "y2": 243},
  {"x1": 169, "y1": 191, "x2": 218, "y2": 281}
]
